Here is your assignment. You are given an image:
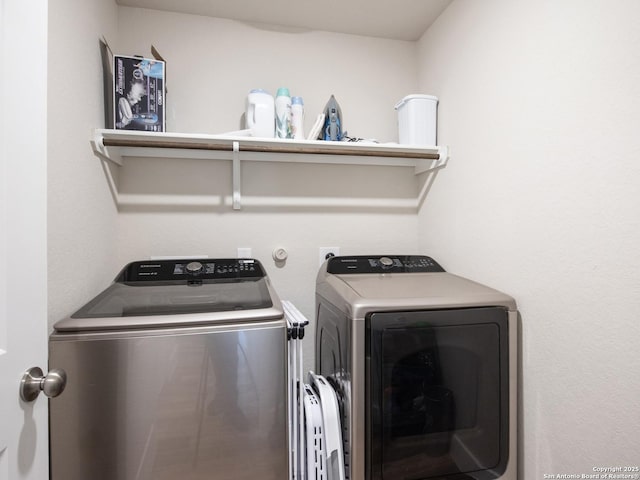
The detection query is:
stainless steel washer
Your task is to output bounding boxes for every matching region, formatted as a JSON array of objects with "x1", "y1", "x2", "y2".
[{"x1": 49, "y1": 258, "x2": 288, "y2": 480}]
